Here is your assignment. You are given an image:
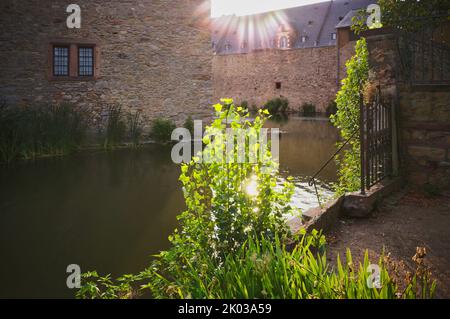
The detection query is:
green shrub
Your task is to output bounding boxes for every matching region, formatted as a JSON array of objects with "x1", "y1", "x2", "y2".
[
  {"x1": 326, "y1": 100, "x2": 338, "y2": 117},
  {"x1": 103, "y1": 105, "x2": 126, "y2": 149},
  {"x1": 263, "y1": 97, "x2": 289, "y2": 115},
  {"x1": 301, "y1": 103, "x2": 316, "y2": 116},
  {"x1": 240, "y1": 100, "x2": 249, "y2": 110},
  {"x1": 183, "y1": 116, "x2": 194, "y2": 136},
  {"x1": 331, "y1": 38, "x2": 369, "y2": 194},
  {"x1": 0, "y1": 103, "x2": 86, "y2": 163},
  {"x1": 149, "y1": 118, "x2": 176, "y2": 143}
]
